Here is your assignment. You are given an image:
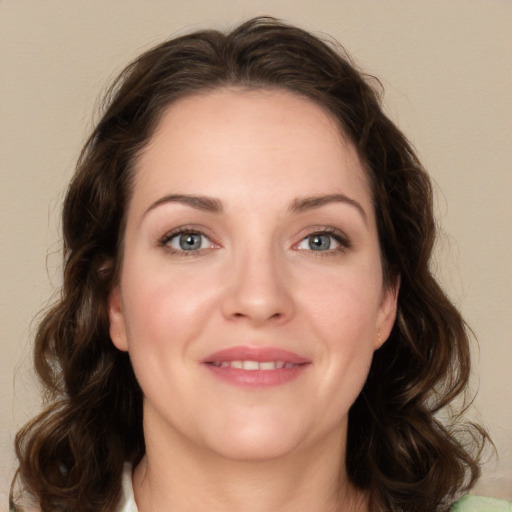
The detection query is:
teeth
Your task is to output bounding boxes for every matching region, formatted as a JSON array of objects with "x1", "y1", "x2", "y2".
[
  {"x1": 211, "y1": 360, "x2": 297, "y2": 370},
  {"x1": 243, "y1": 360, "x2": 259, "y2": 370}
]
